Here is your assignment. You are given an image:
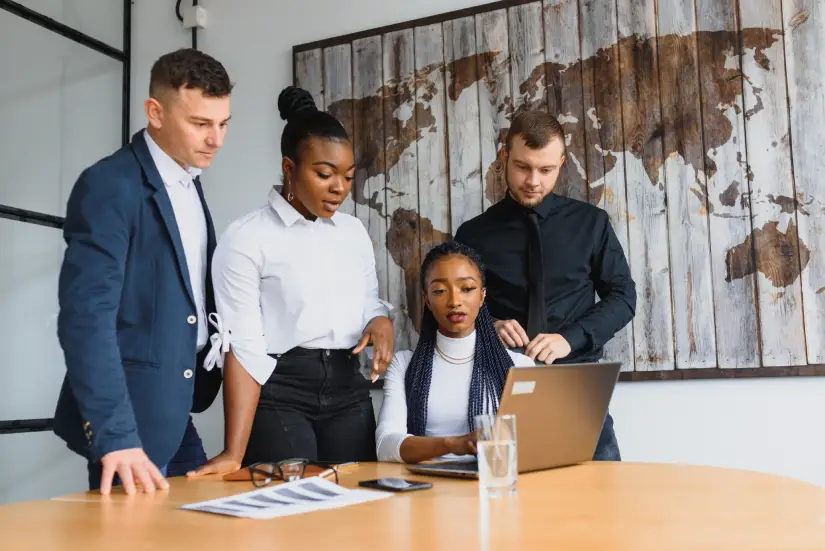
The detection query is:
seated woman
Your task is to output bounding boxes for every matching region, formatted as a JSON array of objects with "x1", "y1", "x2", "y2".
[
  {"x1": 188, "y1": 86, "x2": 394, "y2": 477},
  {"x1": 376, "y1": 241, "x2": 534, "y2": 464}
]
